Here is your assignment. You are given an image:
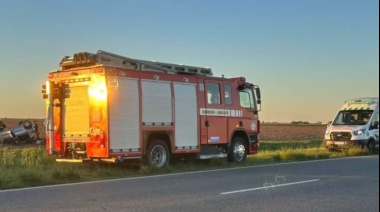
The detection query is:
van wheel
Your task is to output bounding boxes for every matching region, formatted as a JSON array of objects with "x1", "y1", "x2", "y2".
[
  {"x1": 367, "y1": 140, "x2": 376, "y2": 154},
  {"x1": 228, "y1": 137, "x2": 247, "y2": 163},
  {"x1": 146, "y1": 140, "x2": 170, "y2": 168}
]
